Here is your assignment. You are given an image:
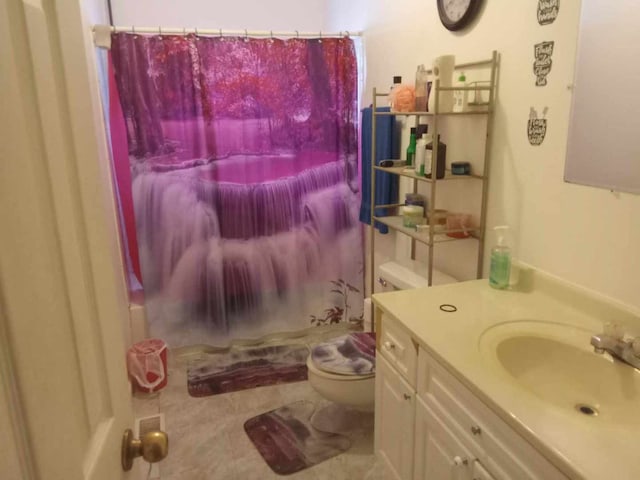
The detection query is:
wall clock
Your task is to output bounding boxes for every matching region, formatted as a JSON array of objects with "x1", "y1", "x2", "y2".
[{"x1": 437, "y1": 0, "x2": 483, "y2": 31}]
